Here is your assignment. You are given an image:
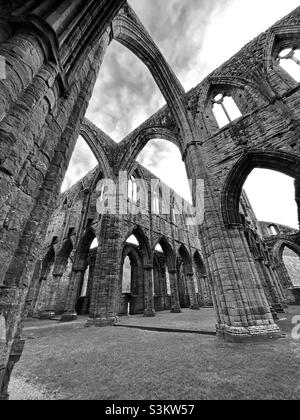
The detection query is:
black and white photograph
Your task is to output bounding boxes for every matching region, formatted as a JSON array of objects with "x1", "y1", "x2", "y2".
[{"x1": 0, "y1": 0, "x2": 300, "y2": 404}]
